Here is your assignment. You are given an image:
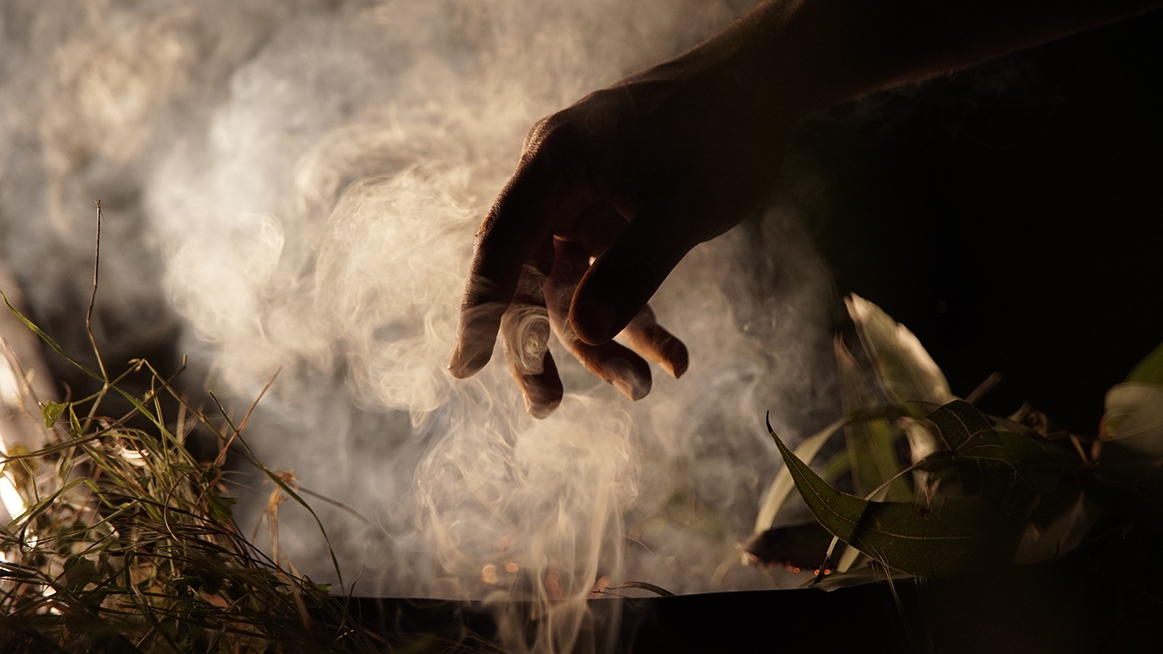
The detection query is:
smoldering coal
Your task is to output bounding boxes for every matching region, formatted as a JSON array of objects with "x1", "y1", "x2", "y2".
[{"x1": 0, "y1": 0, "x2": 839, "y2": 618}]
